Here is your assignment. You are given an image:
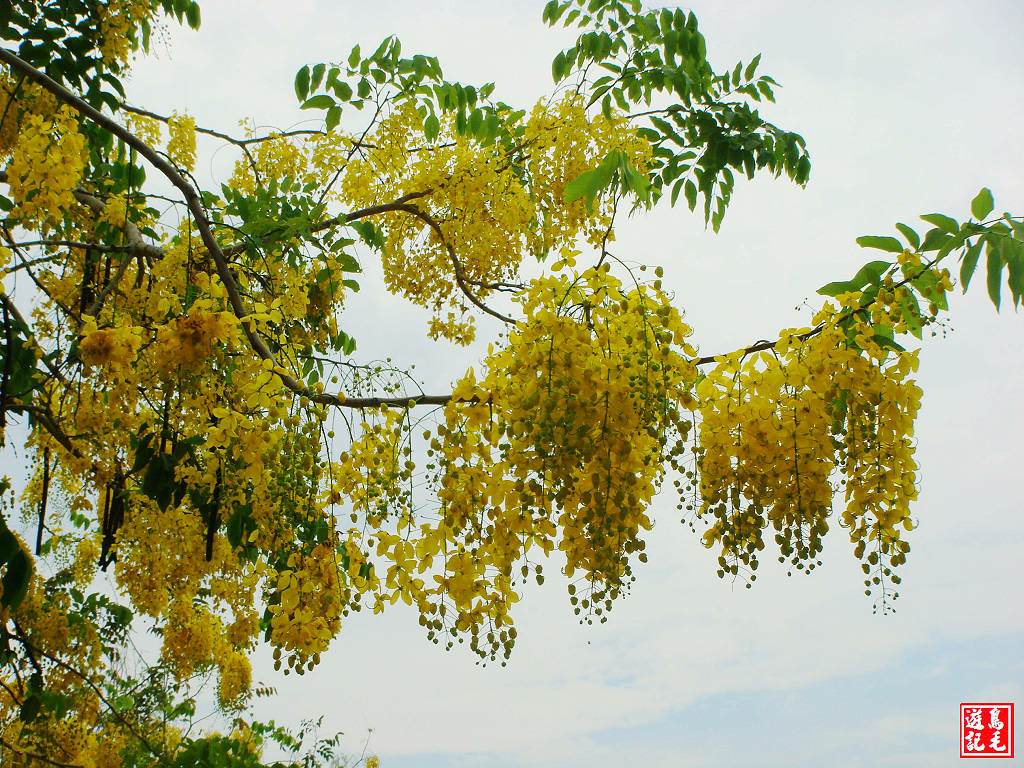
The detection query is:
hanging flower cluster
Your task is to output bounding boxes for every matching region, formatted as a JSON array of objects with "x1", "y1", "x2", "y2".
[
  {"x1": 330, "y1": 264, "x2": 699, "y2": 660},
  {"x1": 693, "y1": 254, "x2": 946, "y2": 604},
  {"x1": 5, "y1": 107, "x2": 87, "y2": 231},
  {"x1": 337, "y1": 95, "x2": 650, "y2": 343}
]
